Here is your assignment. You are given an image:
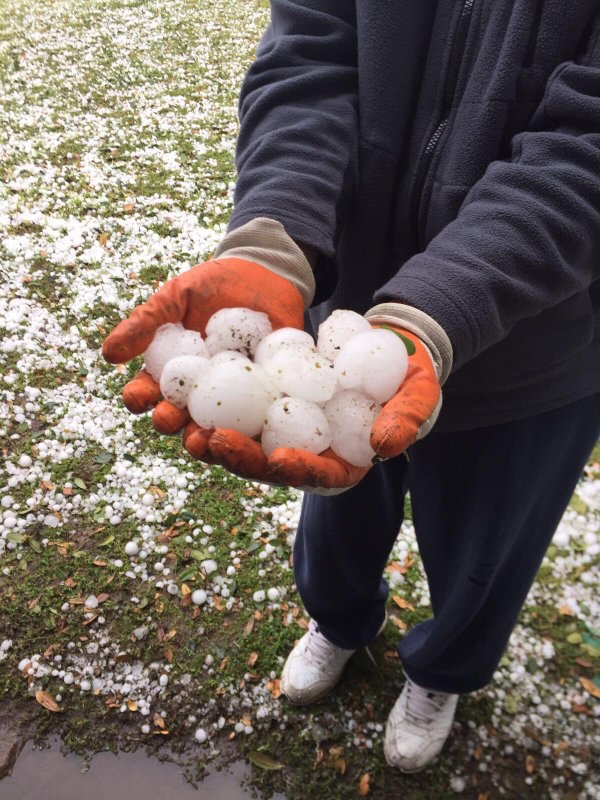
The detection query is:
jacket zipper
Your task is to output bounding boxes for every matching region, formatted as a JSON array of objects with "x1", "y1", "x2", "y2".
[{"x1": 410, "y1": 0, "x2": 475, "y2": 248}]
